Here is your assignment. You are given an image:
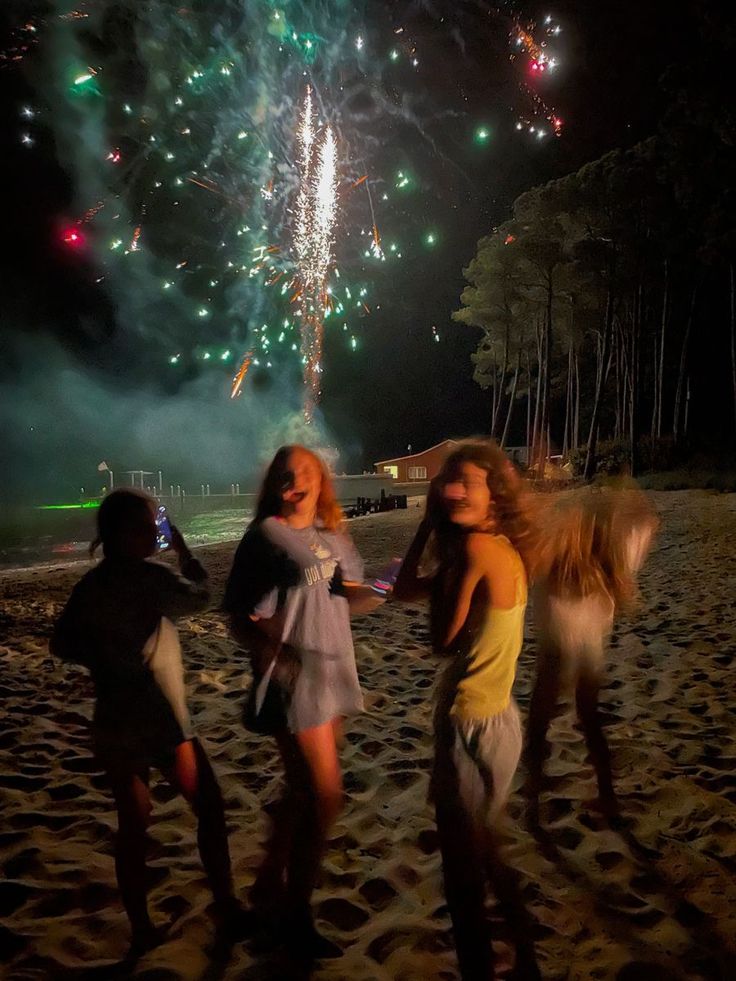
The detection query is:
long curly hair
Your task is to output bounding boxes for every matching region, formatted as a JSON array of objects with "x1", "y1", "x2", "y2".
[
  {"x1": 426, "y1": 439, "x2": 541, "y2": 578},
  {"x1": 253, "y1": 445, "x2": 344, "y2": 531}
]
